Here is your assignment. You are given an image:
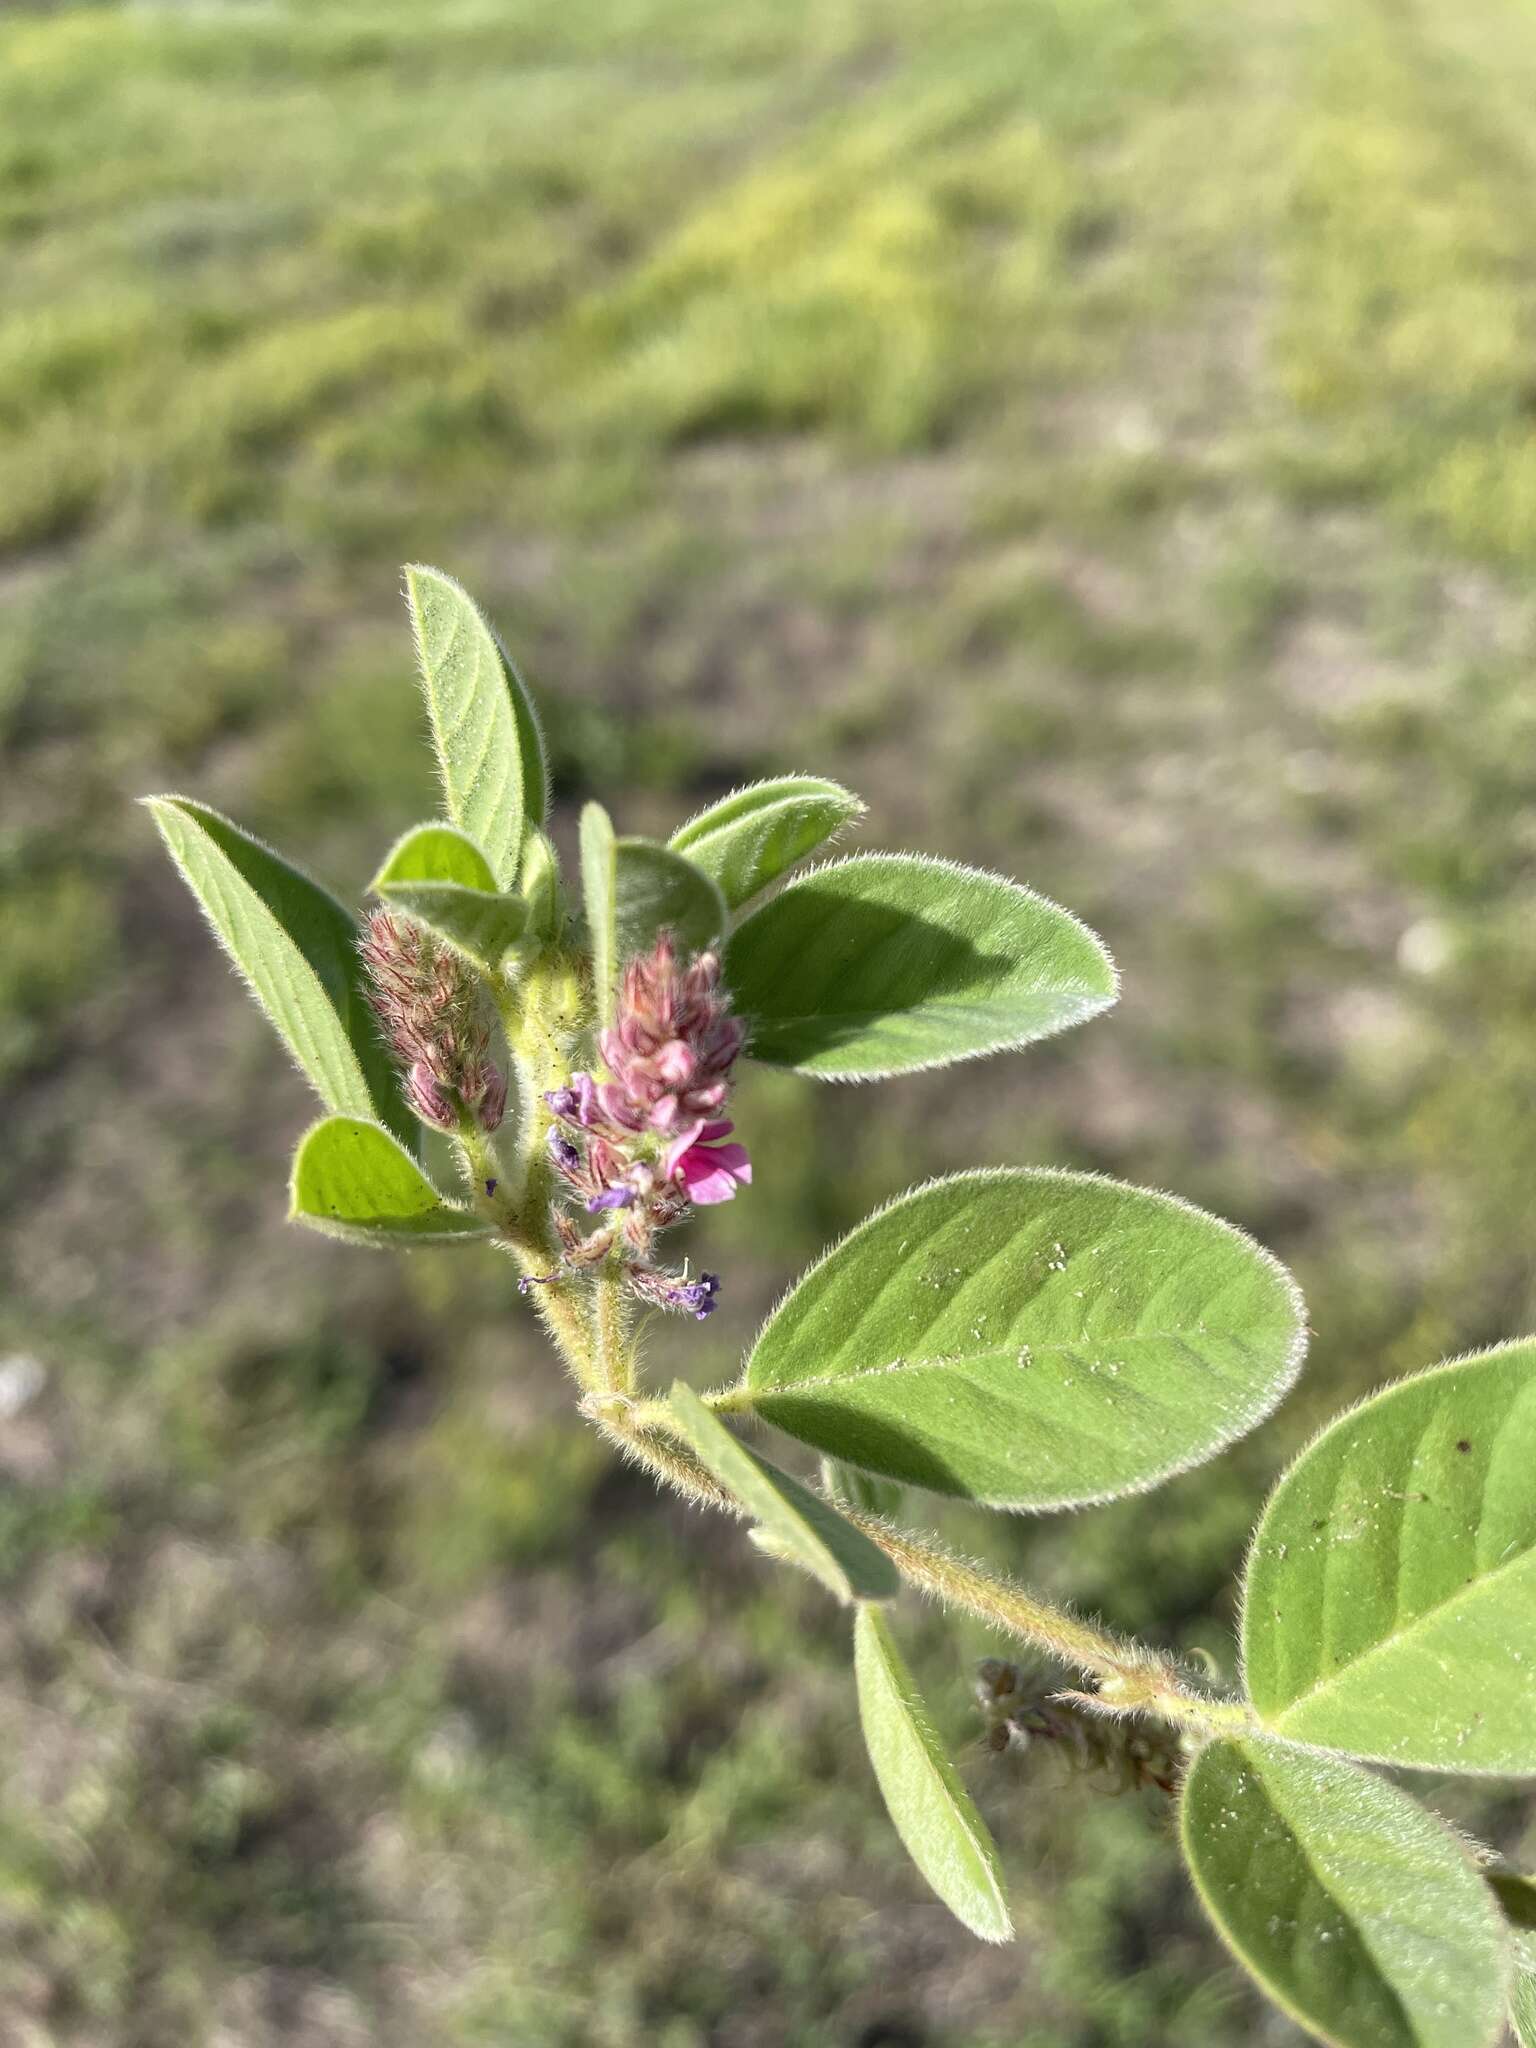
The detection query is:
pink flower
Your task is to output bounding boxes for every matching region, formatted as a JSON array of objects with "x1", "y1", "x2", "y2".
[{"x1": 664, "y1": 1119, "x2": 752, "y2": 1206}]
